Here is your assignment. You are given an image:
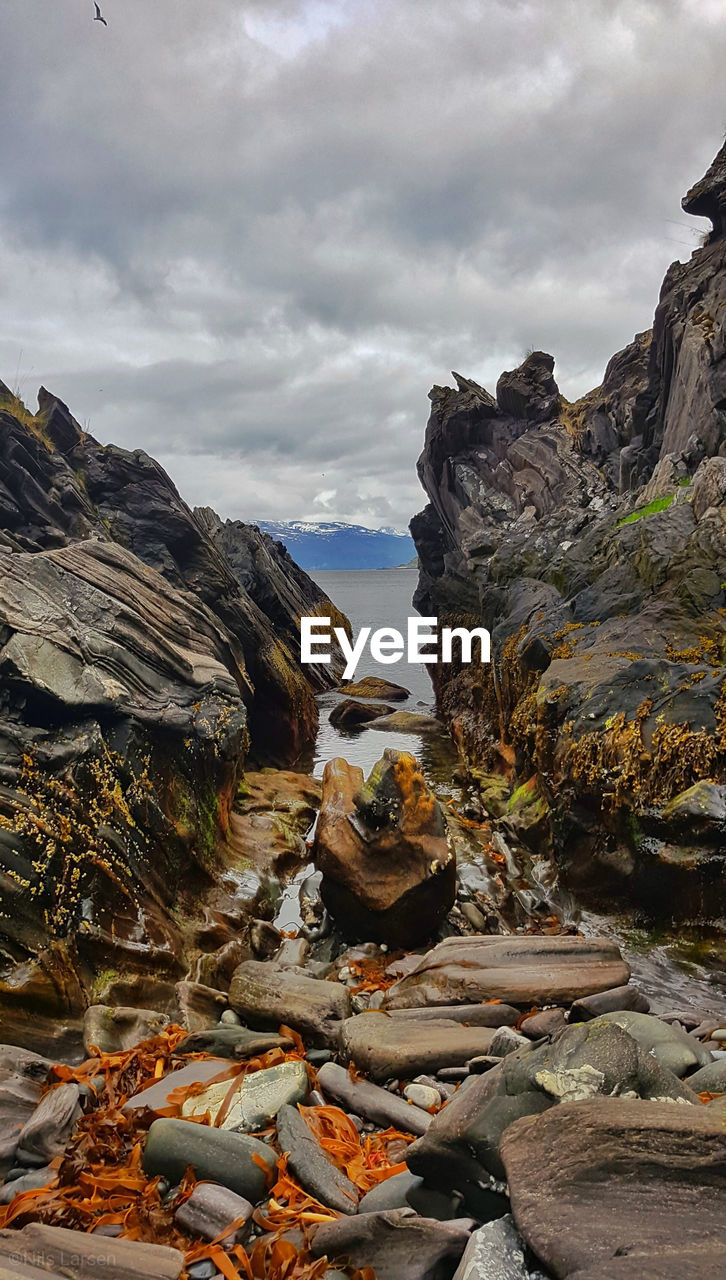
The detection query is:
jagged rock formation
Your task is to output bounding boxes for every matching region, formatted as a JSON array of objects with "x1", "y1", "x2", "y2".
[
  {"x1": 0, "y1": 386, "x2": 347, "y2": 1049},
  {"x1": 411, "y1": 139, "x2": 726, "y2": 923}
]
